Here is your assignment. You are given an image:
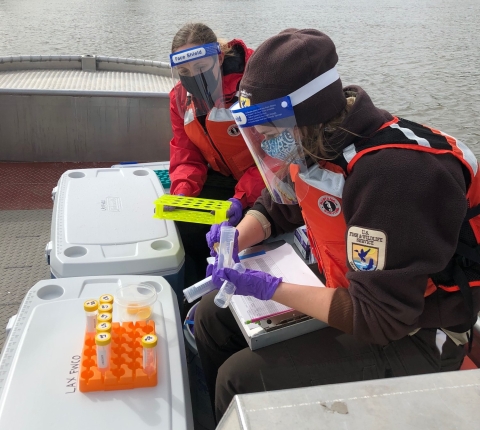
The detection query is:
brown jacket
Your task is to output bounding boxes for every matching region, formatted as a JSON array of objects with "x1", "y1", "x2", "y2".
[{"x1": 253, "y1": 85, "x2": 480, "y2": 345}]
